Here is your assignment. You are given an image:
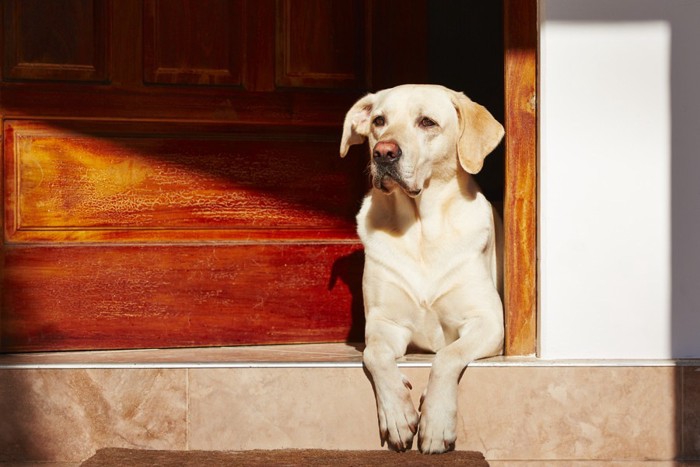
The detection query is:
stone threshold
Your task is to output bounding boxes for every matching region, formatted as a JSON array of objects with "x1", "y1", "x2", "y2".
[{"x1": 1, "y1": 342, "x2": 699, "y2": 369}]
